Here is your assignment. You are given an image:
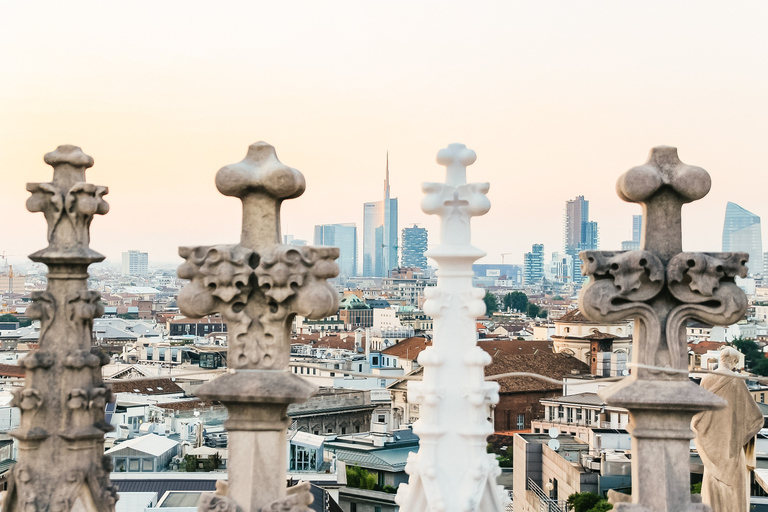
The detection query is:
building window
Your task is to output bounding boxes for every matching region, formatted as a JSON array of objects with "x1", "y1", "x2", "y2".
[
  {"x1": 350, "y1": 504, "x2": 357, "y2": 512},
  {"x1": 146, "y1": 346, "x2": 153, "y2": 359},
  {"x1": 378, "y1": 415, "x2": 386, "y2": 423},
  {"x1": 586, "y1": 410, "x2": 593, "y2": 424},
  {"x1": 372, "y1": 356, "x2": 379, "y2": 366},
  {"x1": 341, "y1": 427, "x2": 346, "y2": 434},
  {"x1": 576, "y1": 408, "x2": 583, "y2": 421},
  {"x1": 762, "y1": 393, "x2": 765, "y2": 403},
  {"x1": 330, "y1": 372, "x2": 335, "y2": 377},
  {"x1": 517, "y1": 414, "x2": 524, "y2": 430},
  {"x1": 566, "y1": 408, "x2": 573, "y2": 423},
  {"x1": 142, "y1": 459, "x2": 154, "y2": 471},
  {"x1": 558, "y1": 406, "x2": 564, "y2": 419}
]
